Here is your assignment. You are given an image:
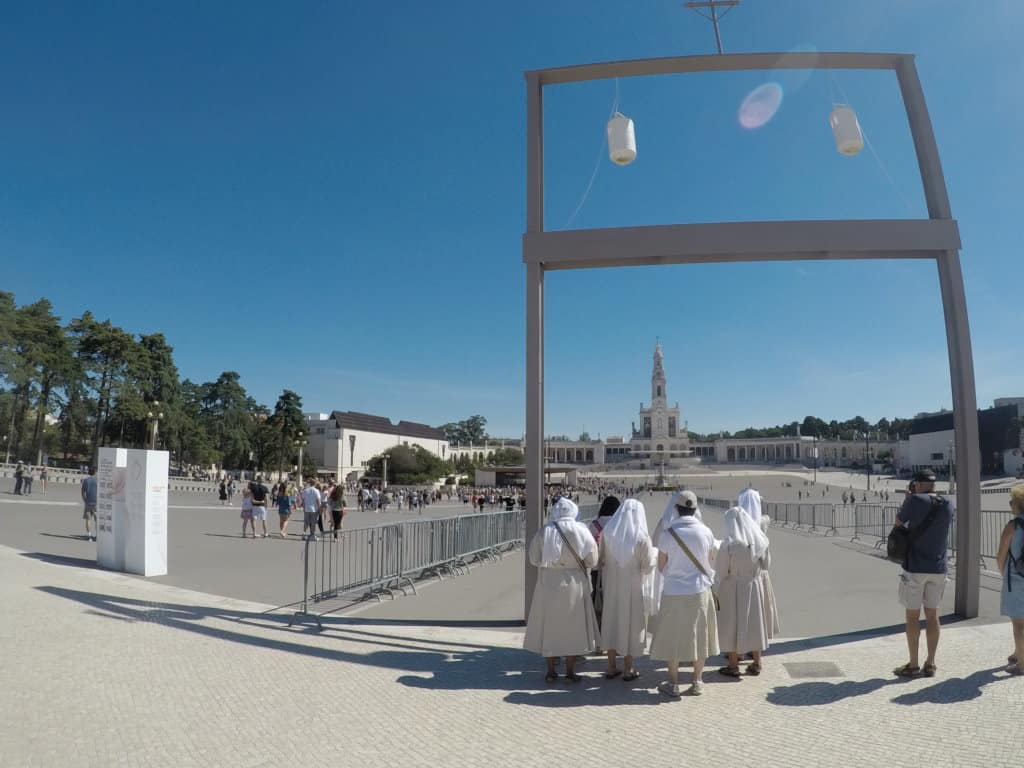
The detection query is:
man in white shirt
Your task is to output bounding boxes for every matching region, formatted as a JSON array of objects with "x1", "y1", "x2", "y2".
[
  {"x1": 651, "y1": 492, "x2": 720, "y2": 698},
  {"x1": 300, "y1": 479, "x2": 323, "y2": 540}
]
